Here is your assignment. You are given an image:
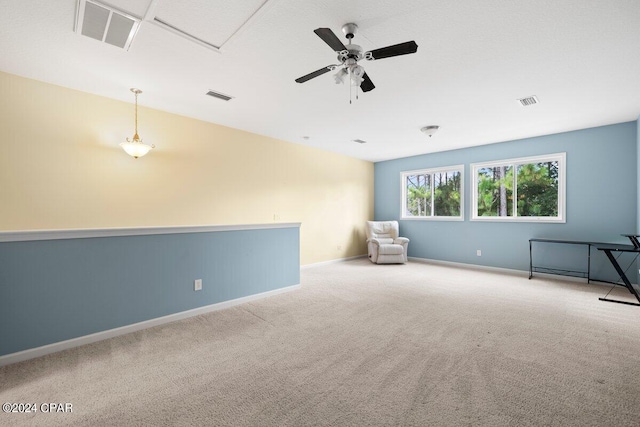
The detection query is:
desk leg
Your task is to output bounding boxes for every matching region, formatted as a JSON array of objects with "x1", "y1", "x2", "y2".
[
  {"x1": 587, "y1": 244, "x2": 591, "y2": 284},
  {"x1": 599, "y1": 250, "x2": 640, "y2": 306},
  {"x1": 529, "y1": 240, "x2": 532, "y2": 279}
]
